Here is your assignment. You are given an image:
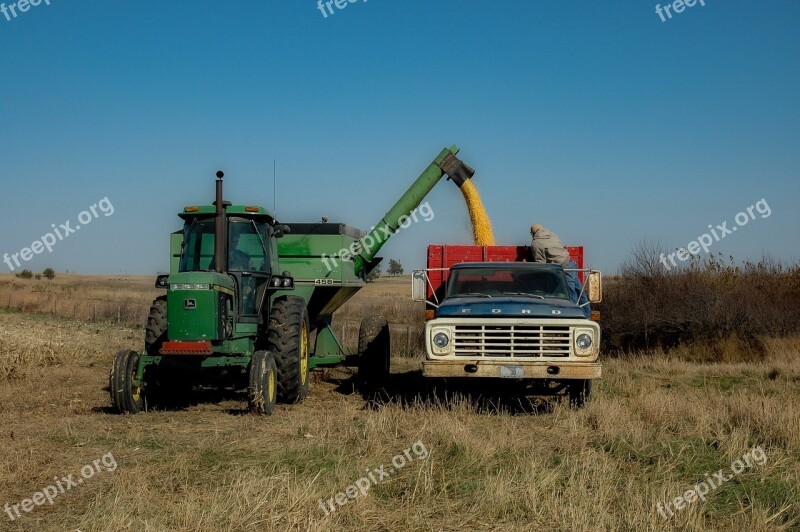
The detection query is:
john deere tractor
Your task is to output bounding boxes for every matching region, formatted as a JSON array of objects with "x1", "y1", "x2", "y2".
[
  {"x1": 109, "y1": 146, "x2": 475, "y2": 415},
  {"x1": 109, "y1": 171, "x2": 302, "y2": 414}
]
